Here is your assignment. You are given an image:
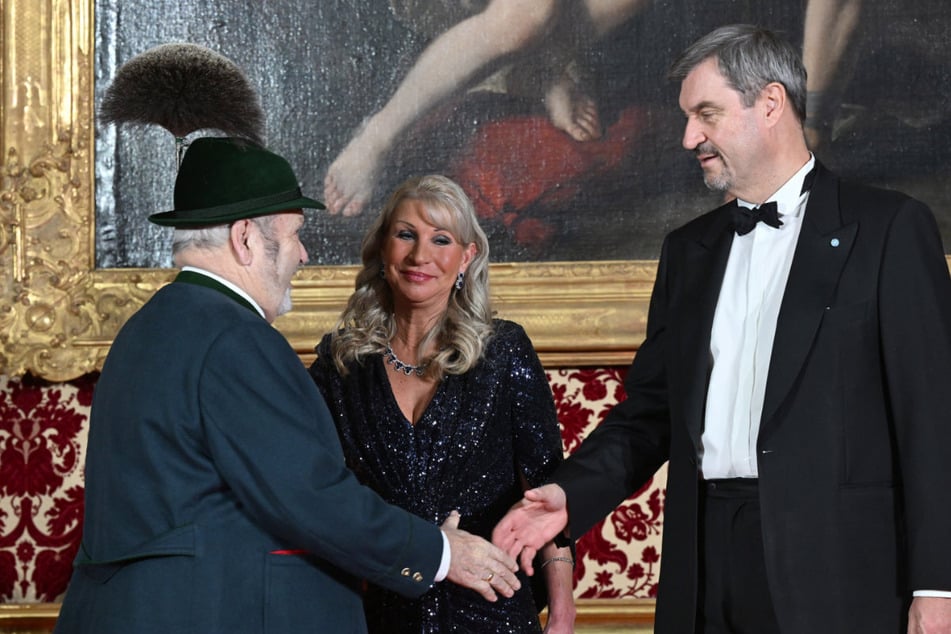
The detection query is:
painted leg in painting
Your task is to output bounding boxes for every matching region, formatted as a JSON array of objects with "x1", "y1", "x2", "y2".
[{"x1": 322, "y1": 0, "x2": 650, "y2": 216}]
